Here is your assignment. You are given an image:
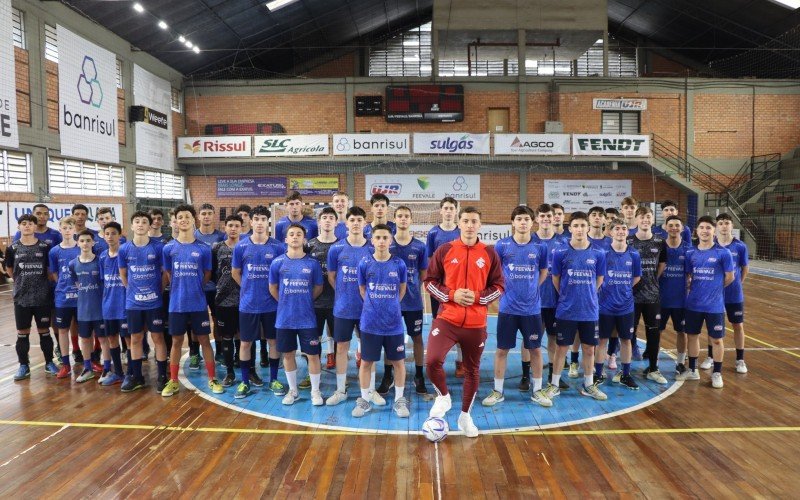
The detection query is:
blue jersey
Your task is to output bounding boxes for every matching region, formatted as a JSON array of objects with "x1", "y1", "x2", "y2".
[
  {"x1": 426, "y1": 225, "x2": 460, "y2": 259},
  {"x1": 163, "y1": 240, "x2": 212, "y2": 313},
  {"x1": 69, "y1": 256, "x2": 103, "y2": 322},
  {"x1": 118, "y1": 240, "x2": 163, "y2": 310},
  {"x1": 531, "y1": 233, "x2": 565, "y2": 309},
  {"x1": 232, "y1": 237, "x2": 284, "y2": 313},
  {"x1": 358, "y1": 255, "x2": 407, "y2": 335},
  {"x1": 599, "y1": 247, "x2": 641, "y2": 315},
  {"x1": 363, "y1": 221, "x2": 396, "y2": 240},
  {"x1": 719, "y1": 238, "x2": 748, "y2": 304},
  {"x1": 390, "y1": 238, "x2": 428, "y2": 312},
  {"x1": 659, "y1": 240, "x2": 691, "y2": 308},
  {"x1": 494, "y1": 237, "x2": 548, "y2": 315},
  {"x1": 552, "y1": 244, "x2": 606, "y2": 321},
  {"x1": 589, "y1": 236, "x2": 612, "y2": 252},
  {"x1": 327, "y1": 239, "x2": 373, "y2": 319},
  {"x1": 653, "y1": 225, "x2": 692, "y2": 244},
  {"x1": 49, "y1": 245, "x2": 80, "y2": 308},
  {"x1": 269, "y1": 254, "x2": 323, "y2": 329},
  {"x1": 685, "y1": 244, "x2": 735, "y2": 313},
  {"x1": 195, "y1": 229, "x2": 225, "y2": 292},
  {"x1": 93, "y1": 235, "x2": 127, "y2": 258},
  {"x1": 275, "y1": 216, "x2": 318, "y2": 243},
  {"x1": 99, "y1": 250, "x2": 126, "y2": 320},
  {"x1": 334, "y1": 221, "x2": 348, "y2": 240},
  {"x1": 14, "y1": 227, "x2": 62, "y2": 248}
]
